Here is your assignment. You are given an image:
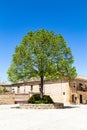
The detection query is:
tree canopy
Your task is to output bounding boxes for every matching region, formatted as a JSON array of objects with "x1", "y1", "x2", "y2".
[{"x1": 7, "y1": 29, "x2": 77, "y2": 99}]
